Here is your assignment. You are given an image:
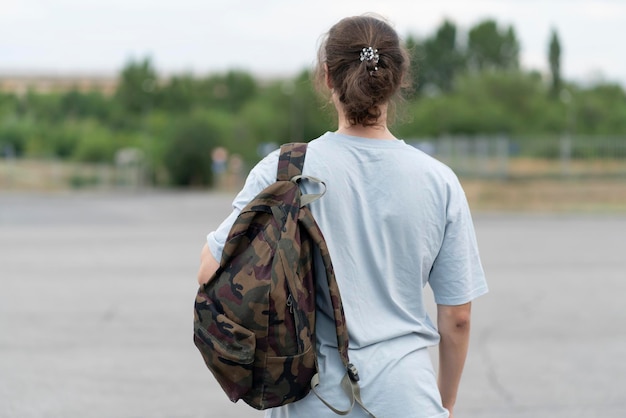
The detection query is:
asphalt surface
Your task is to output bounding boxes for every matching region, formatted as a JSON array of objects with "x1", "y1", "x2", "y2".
[{"x1": 1, "y1": 191, "x2": 625, "y2": 418}]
